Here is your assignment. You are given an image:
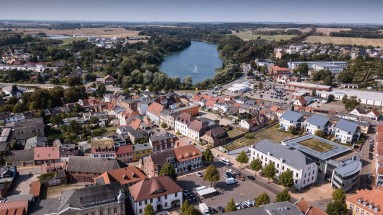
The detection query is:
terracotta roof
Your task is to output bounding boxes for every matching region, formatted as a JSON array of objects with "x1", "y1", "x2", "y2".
[
  {"x1": 297, "y1": 97, "x2": 306, "y2": 106},
  {"x1": 147, "y1": 102, "x2": 164, "y2": 117},
  {"x1": 129, "y1": 118, "x2": 142, "y2": 130},
  {"x1": 29, "y1": 181, "x2": 41, "y2": 197},
  {"x1": 270, "y1": 106, "x2": 279, "y2": 112},
  {"x1": 174, "y1": 139, "x2": 189, "y2": 148},
  {"x1": 192, "y1": 95, "x2": 202, "y2": 102},
  {"x1": 188, "y1": 120, "x2": 207, "y2": 132},
  {"x1": 205, "y1": 99, "x2": 216, "y2": 107},
  {"x1": 34, "y1": 147, "x2": 60, "y2": 161},
  {"x1": 116, "y1": 145, "x2": 133, "y2": 155},
  {"x1": 173, "y1": 145, "x2": 202, "y2": 162},
  {"x1": 94, "y1": 166, "x2": 146, "y2": 185},
  {"x1": 295, "y1": 198, "x2": 327, "y2": 215},
  {"x1": 128, "y1": 176, "x2": 182, "y2": 202},
  {"x1": 346, "y1": 188, "x2": 383, "y2": 214},
  {"x1": 122, "y1": 109, "x2": 140, "y2": 119},
  {"x1": 176, "y1": 112, "x2": 193, "y2": 124},
  {"x1": 270, "y1": 66, "x2": 290, "y2": 72},
  {"x1": 0, "y1": 200, "x2": 28, "y2": 215},
  {"x1": 377, "y1": 124, "x2": 383, "y2": 133}
]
